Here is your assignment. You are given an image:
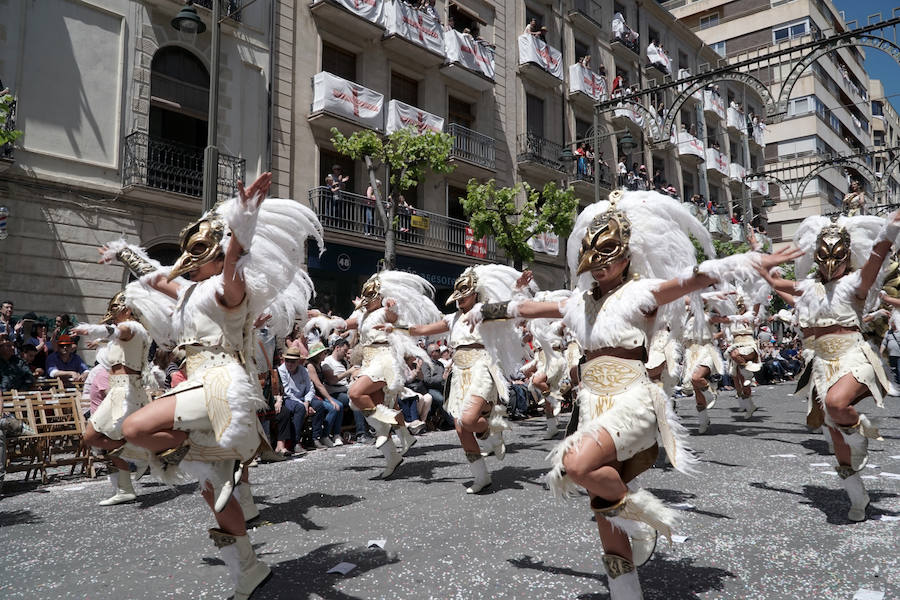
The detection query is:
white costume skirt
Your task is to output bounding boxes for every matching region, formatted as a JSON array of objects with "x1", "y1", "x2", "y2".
[
  {"x1": 163, "y1": 349, "x2": 268, "y2": 463},
  {"x1": 446, "y1": 348, "x2": 504, "y2": 419},
  {"x1": 807, "y1": 332, "x2": 889, "y2": 423},
  {"x1": 682, "y1": 342, "x2": 723, "y2": 386},
  {"x1": 547, "y1": 356, "x2": 696, "y2": 497},
  {"x1": 360, "y1": 344, "x2": 403, "y2": 408},
  {"x1": 538, "y1": 350, "x2": 568, "y2": 403},
  {"x1": 89, "y1": 374, "x2": 148, "y2": 440}
]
